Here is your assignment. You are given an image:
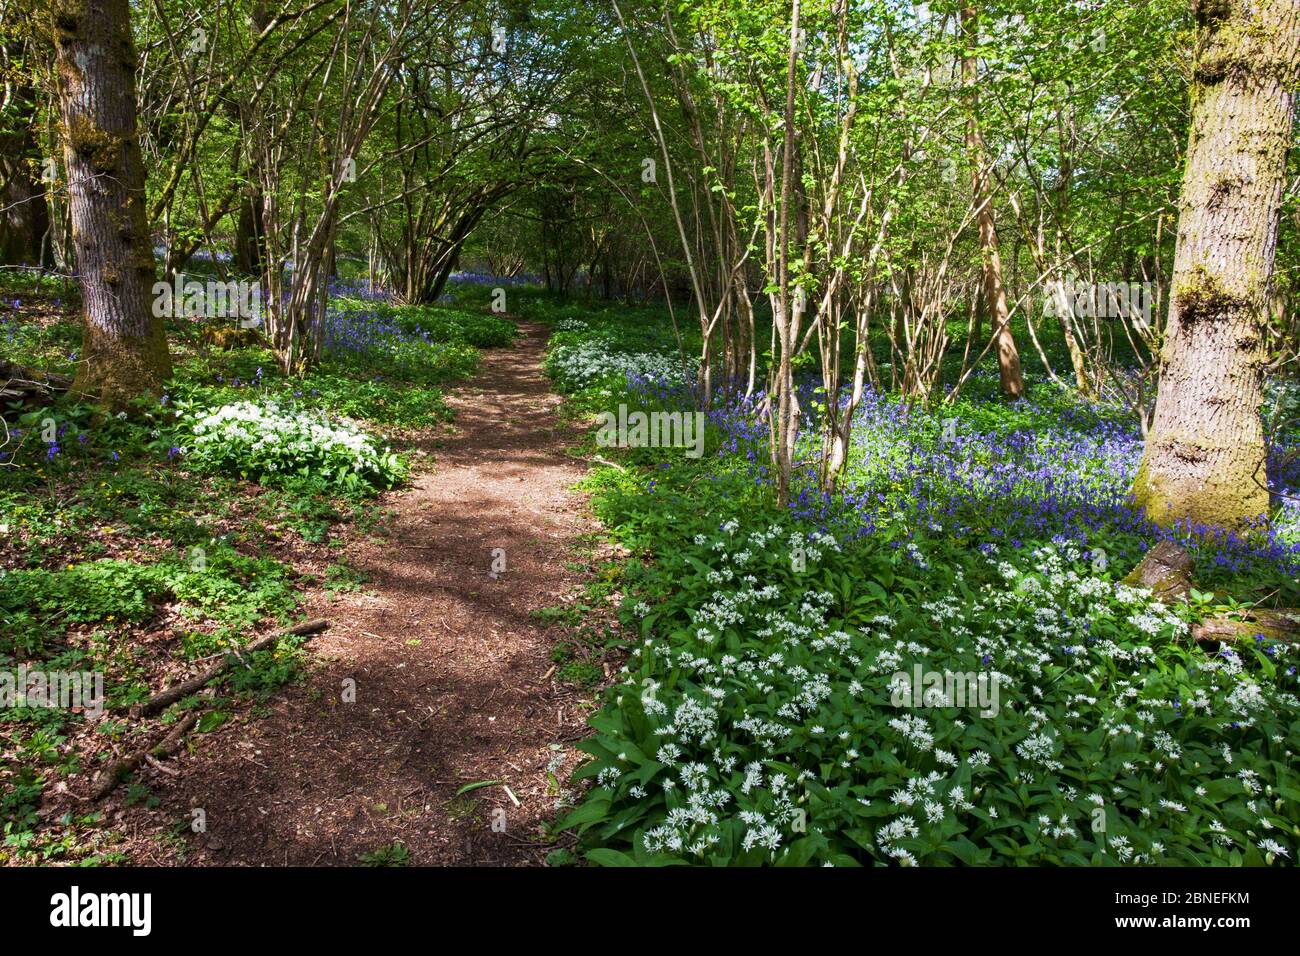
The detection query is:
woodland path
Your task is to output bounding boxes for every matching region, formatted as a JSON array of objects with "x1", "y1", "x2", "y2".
[{"x1": 140, "y1": 321, "x2": 596, "y2": 865}]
